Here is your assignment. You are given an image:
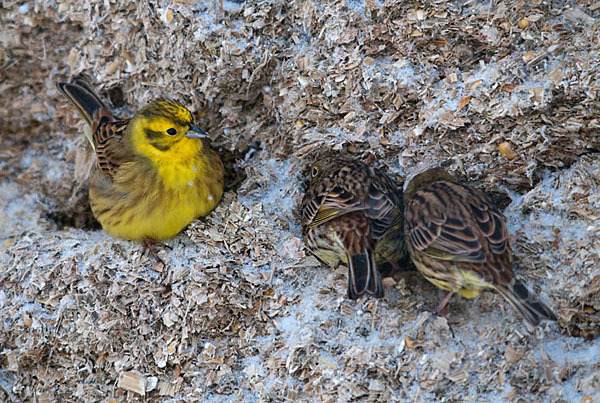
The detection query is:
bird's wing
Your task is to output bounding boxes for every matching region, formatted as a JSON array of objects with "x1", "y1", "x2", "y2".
[
  {"x1": 364, "y1": 167, "x2": 403, "y2": 242},
  {"x1": 308, "y1": 184, "x2": 365, "y2": 227},
  {"x1": 92, "y1": 115, "x2": 131, "y2": 179},
  {"x1": 405, "y1": 181, "x2": 507, "y2": 263},
  {"x1": 301, "y1": 169, "x2": 366, "y2": 228},
  {"x1": 463, "y1": 183, "x2": 508, "y2": 256},
  {"x1": 302, "y1": 163, "x2": 402, "y2": 233}
]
